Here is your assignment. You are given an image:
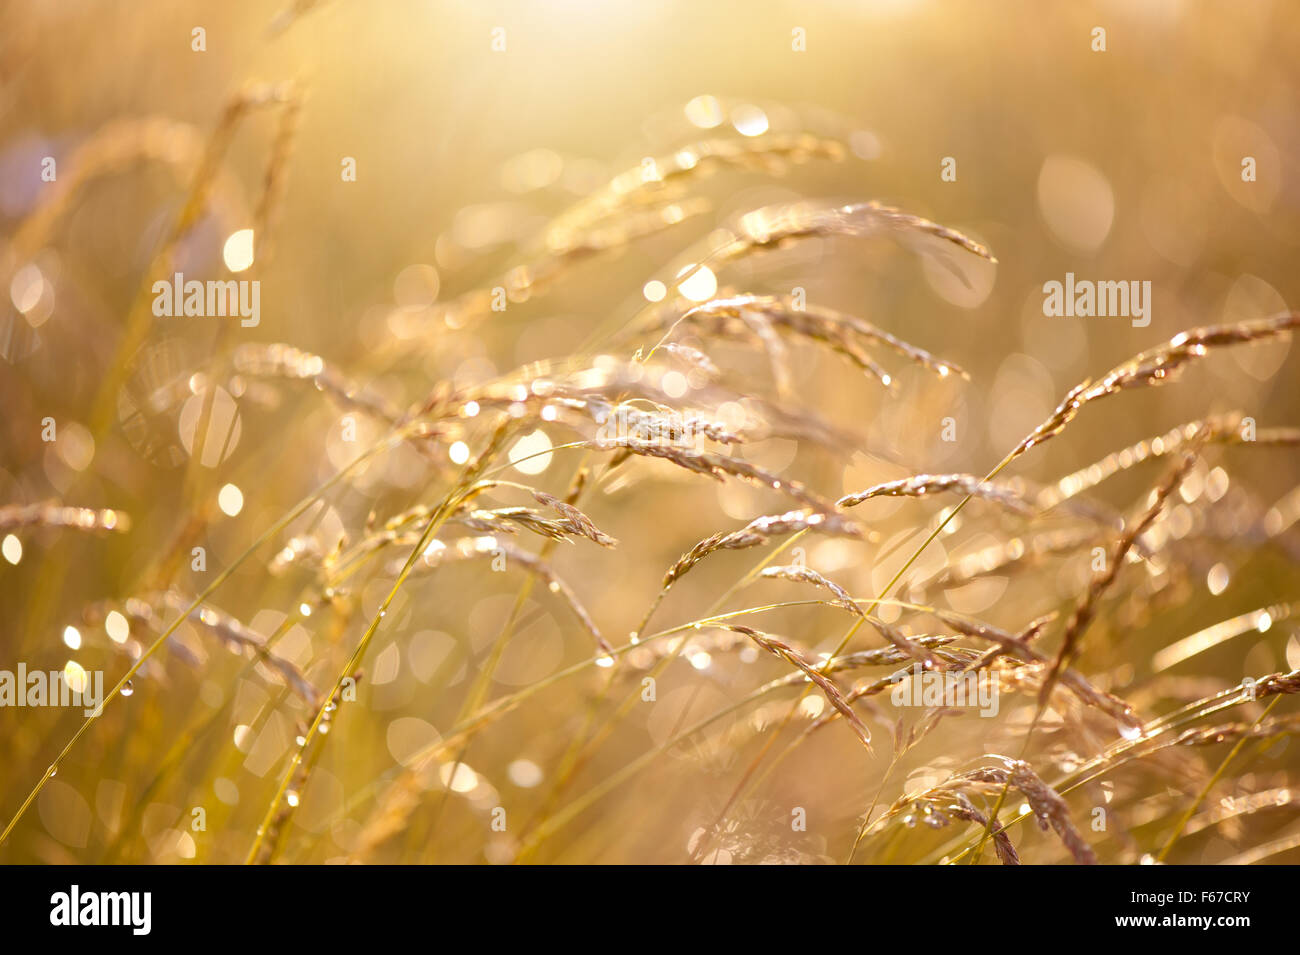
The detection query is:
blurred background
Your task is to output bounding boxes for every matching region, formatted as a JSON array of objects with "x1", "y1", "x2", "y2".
[{"x1": 1, "y1": 0, "x2": 1298, "y2": 864}]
